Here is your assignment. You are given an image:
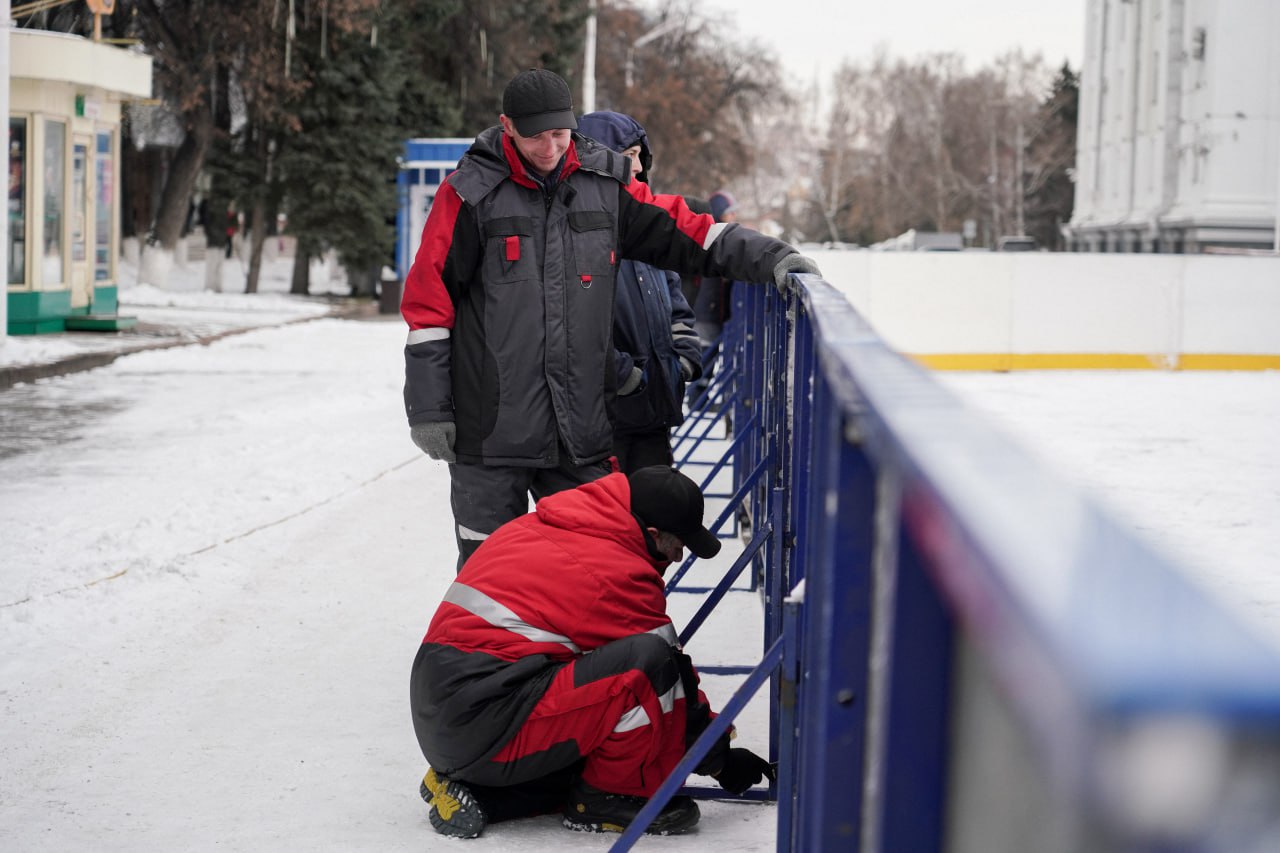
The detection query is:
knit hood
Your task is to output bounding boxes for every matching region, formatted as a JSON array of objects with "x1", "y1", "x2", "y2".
[
  {"x1": 575, "y1": 110, "x2": 653, "y2": 184},
  {"x1": 534, "y1": 473, "x2": 654, "y2": 563}
]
